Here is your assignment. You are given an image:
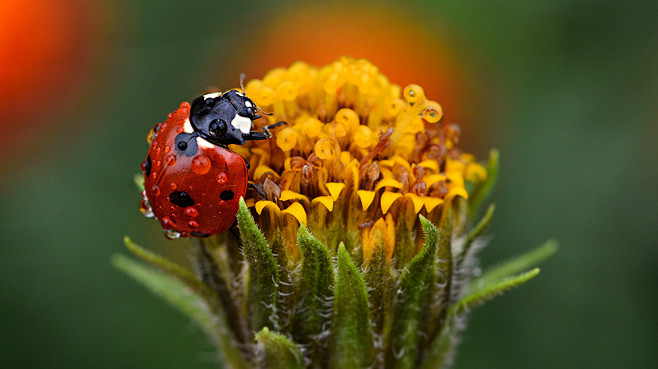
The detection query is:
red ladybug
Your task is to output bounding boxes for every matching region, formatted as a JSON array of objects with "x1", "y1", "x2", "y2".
[{"x1": 140, "y1": 89, "x2": 282, "y2": 239}]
